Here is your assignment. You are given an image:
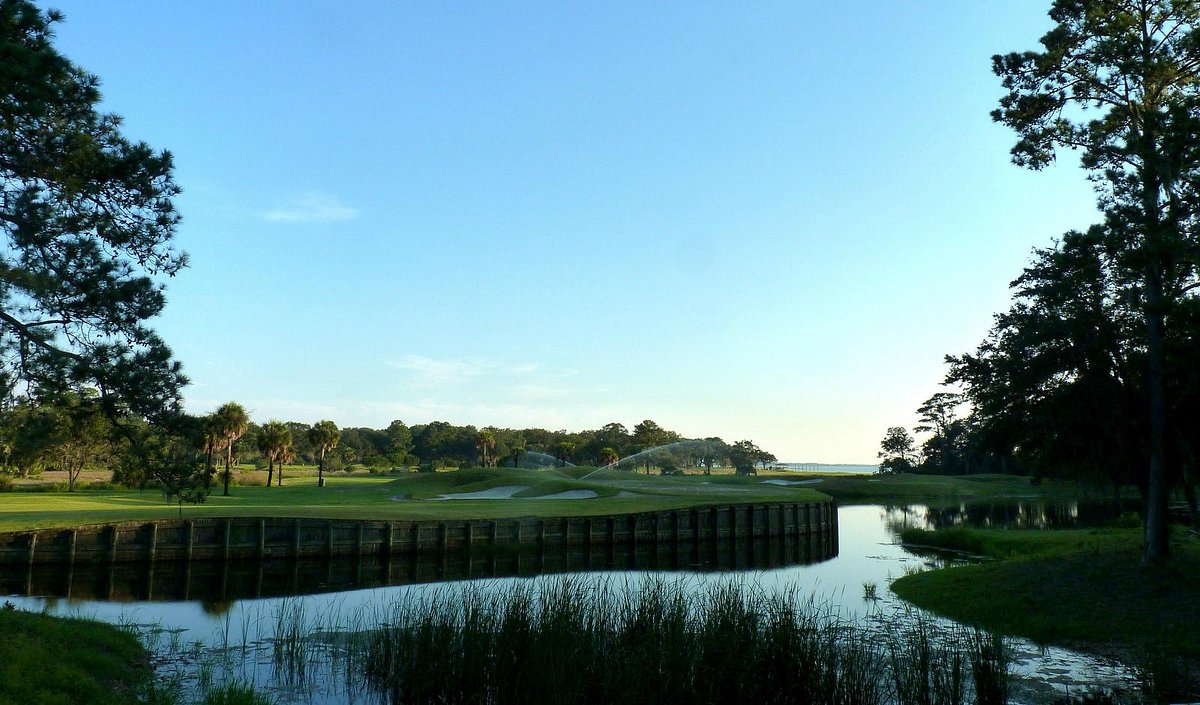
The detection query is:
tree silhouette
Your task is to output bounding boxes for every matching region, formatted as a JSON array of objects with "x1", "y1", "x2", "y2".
[{"x1": 993, "y1": 0, "x2": 1200, "y2": 562}]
